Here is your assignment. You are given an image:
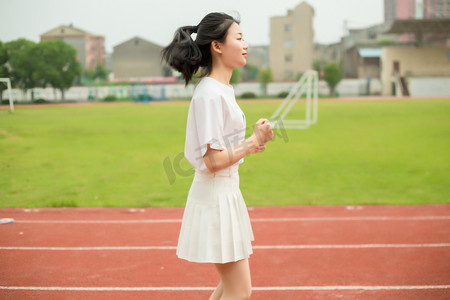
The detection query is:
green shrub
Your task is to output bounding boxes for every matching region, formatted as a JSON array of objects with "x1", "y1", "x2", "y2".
[
  {"x1": 324, "y1": 63, "x2": 342, "y2": 96},
  {"x1": 103, "y1": 94, "x2": 117, "y2": 102},
  {"x1": 277, "y1": 91, "x2": 289, "y2": 98},
  {"x1": 35, "y1": 98, "x2": 48, "y2": 104},
  {"x1": 240, "y1": 91, "x2": 257, "y2": 99},
  {"x1": 1, "y1": 99, "x2": 17, "y2": 105}
]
